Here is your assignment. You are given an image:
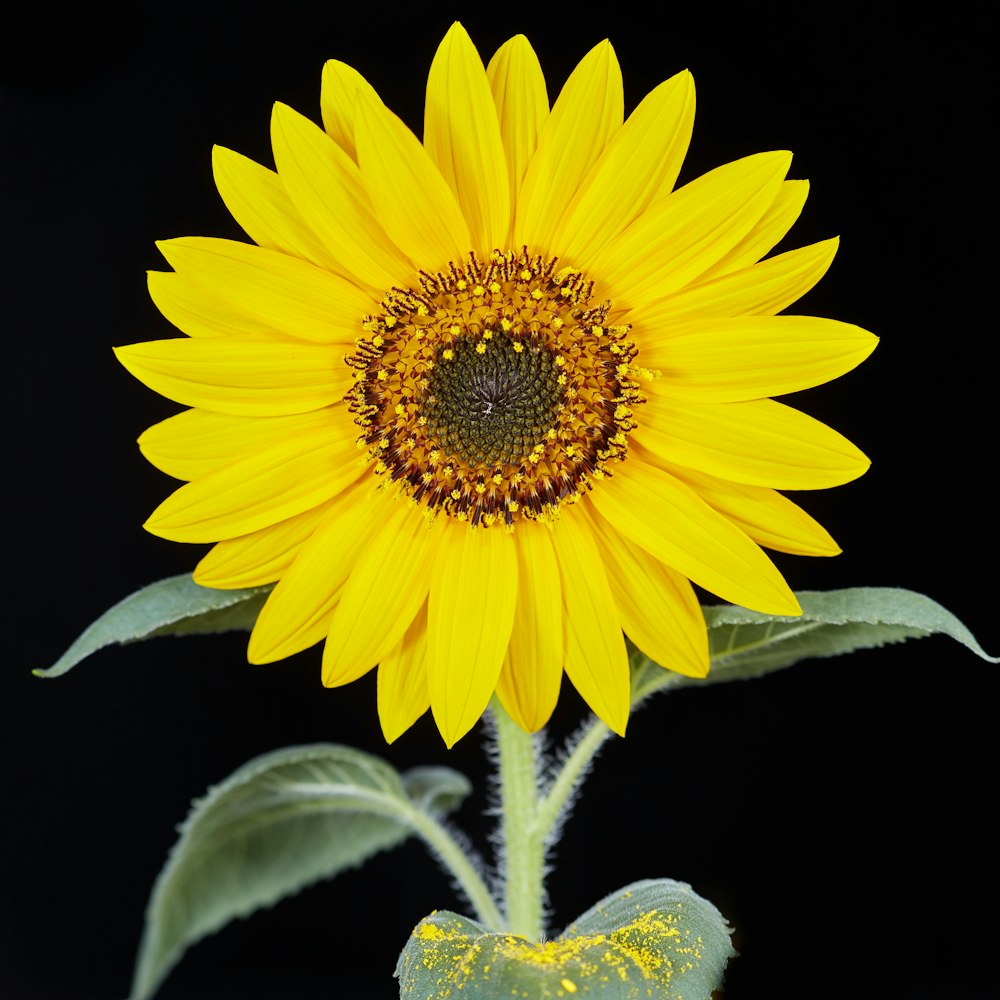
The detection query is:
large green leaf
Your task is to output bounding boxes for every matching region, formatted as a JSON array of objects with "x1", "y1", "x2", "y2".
[
  {"x1": 35, "y1": 574, "x2": 269, "y2": 678},
  {"x1": 131, "y1": 744, "x2": 471, "y2": 1000},
  {"x1": 397, "y1": 879, "x2": 734, "y2": 999},
  {"x1": 633, "y1": 587, "x2": 997, "y2": 700}
]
